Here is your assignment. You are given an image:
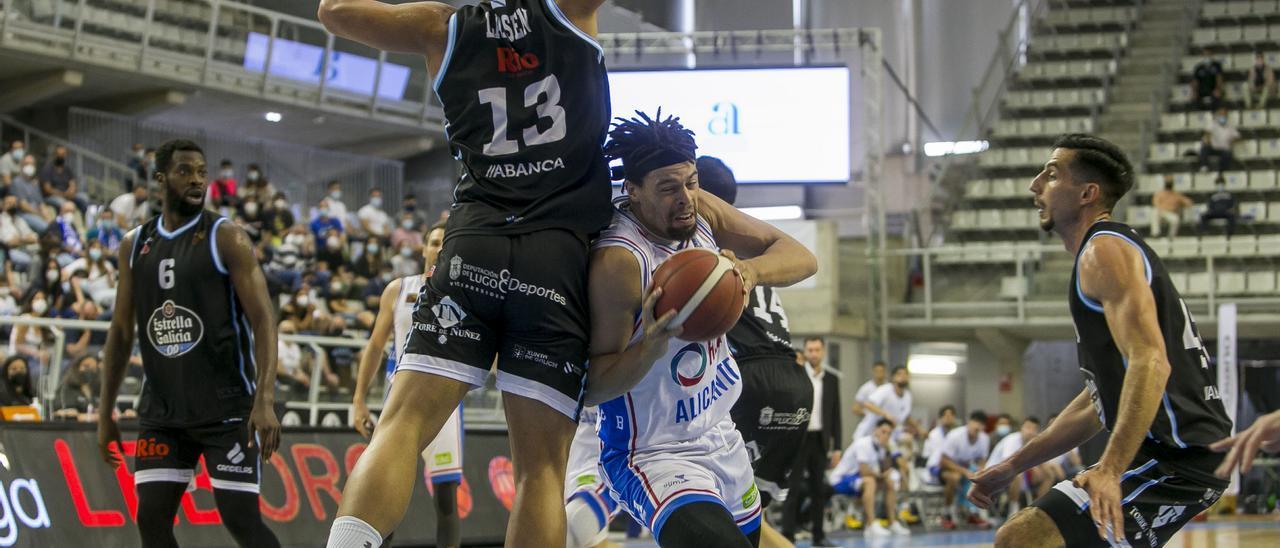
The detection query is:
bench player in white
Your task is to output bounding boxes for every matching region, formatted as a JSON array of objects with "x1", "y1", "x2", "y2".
[
  {"x1": 929, "y1": 410, "x2": 992, "y2": 530},
  {"x1": 581, "y1": 112, "x2": 817, "y2": 547},
  {"x1": 352, "y1": 221, "x2": 464, "y2": 547}
]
